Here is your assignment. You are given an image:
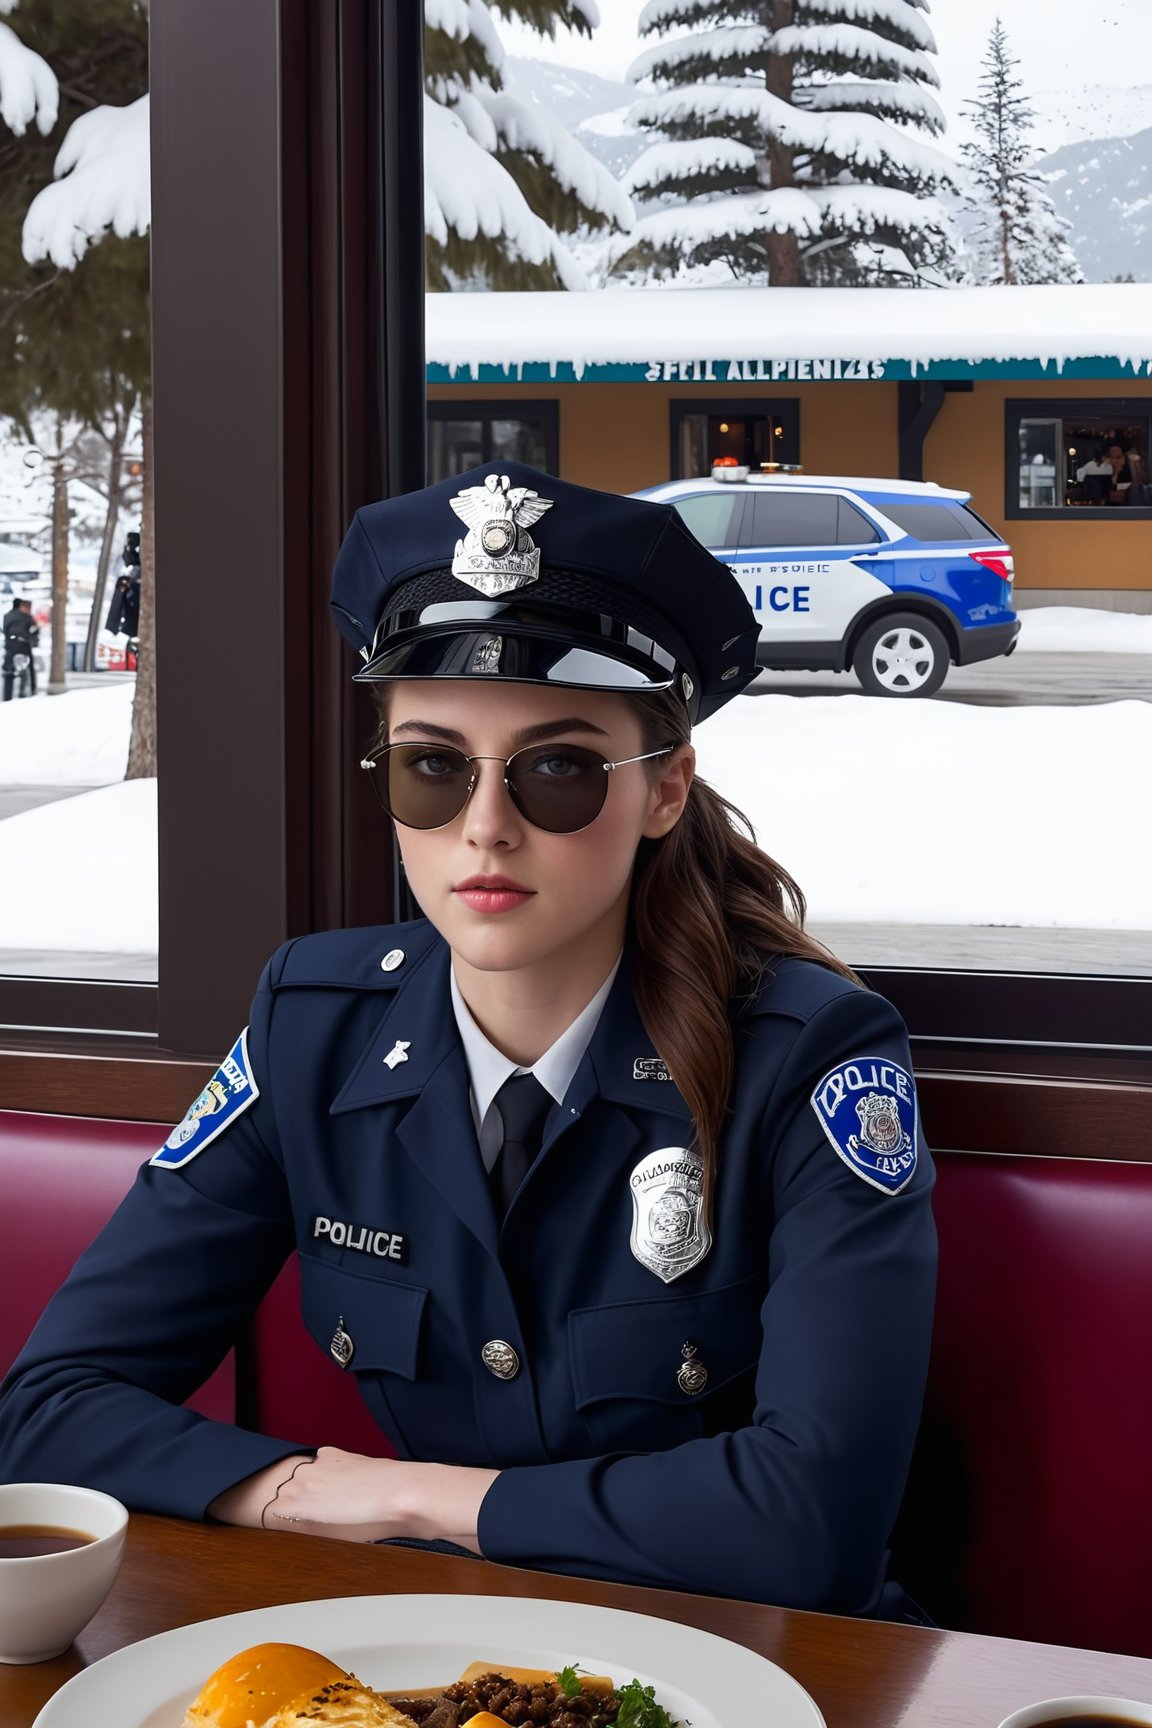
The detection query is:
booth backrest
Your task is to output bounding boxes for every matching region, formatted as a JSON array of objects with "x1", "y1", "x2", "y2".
[
  {"x1": 0, "y1": 1110, "x2": 234, "y2": 1422},
  {"x1": 0, "y1": 1110, "x2": 388, "y2": 1453},
  {"x1": 895, "y1": 1149, "x2": 1152, "y2": 1659},
  {"x1": 3, "y1": 1109, "x2": 1151, "y2": 1654}
]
